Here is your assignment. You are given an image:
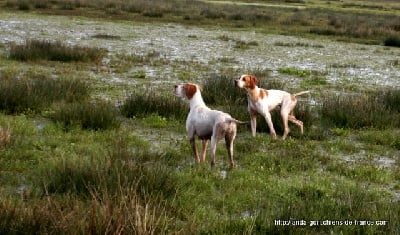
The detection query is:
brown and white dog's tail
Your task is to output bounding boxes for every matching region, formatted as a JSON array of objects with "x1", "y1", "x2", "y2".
[{"x1": 293, "y1": 91, "x2": 311, "y2": 97}]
